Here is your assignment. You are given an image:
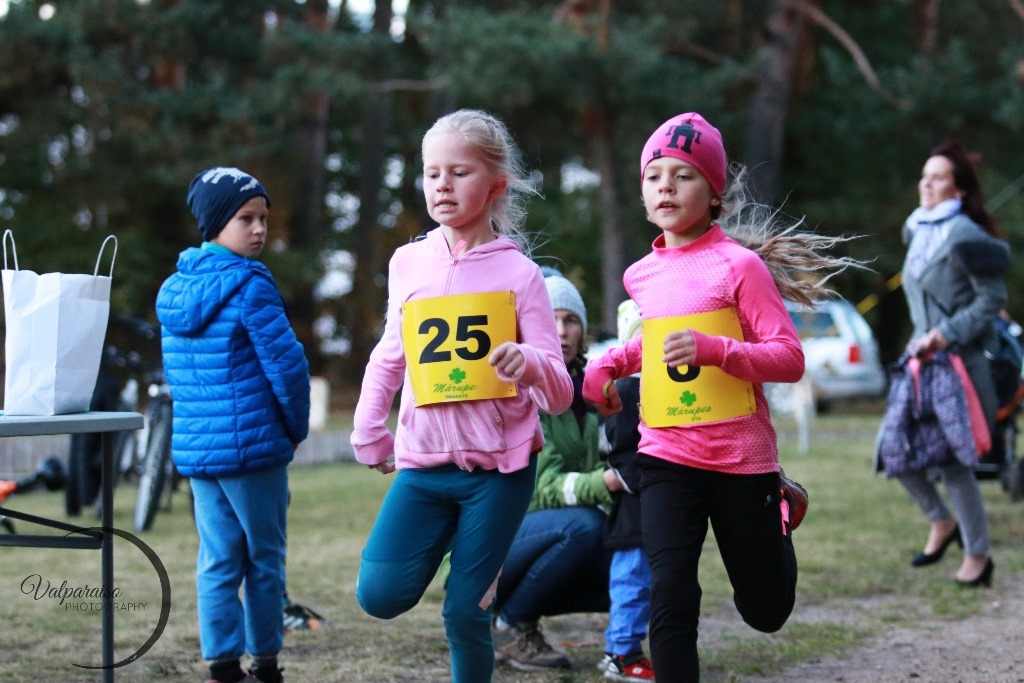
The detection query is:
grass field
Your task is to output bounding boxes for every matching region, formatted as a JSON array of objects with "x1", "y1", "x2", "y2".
[{"x1": 2, "y1": 411, "x2": 1022, "y2": 682}]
